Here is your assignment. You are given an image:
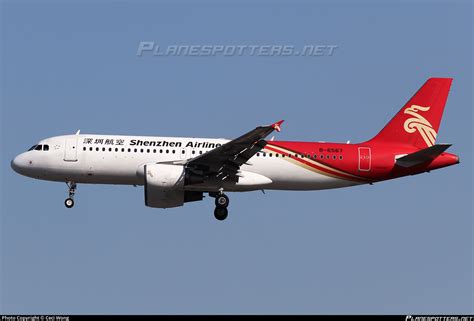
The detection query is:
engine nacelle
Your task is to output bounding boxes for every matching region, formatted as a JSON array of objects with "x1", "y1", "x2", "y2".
[{"x1": 144, "y1": 163, "x2": 185, "y2": 208}]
